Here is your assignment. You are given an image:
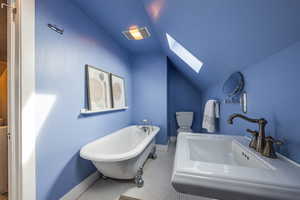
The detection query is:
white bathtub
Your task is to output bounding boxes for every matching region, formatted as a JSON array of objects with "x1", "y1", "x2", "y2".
[{"x1": 80, "y1": 125, "x2": 160, "y2": 180}]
